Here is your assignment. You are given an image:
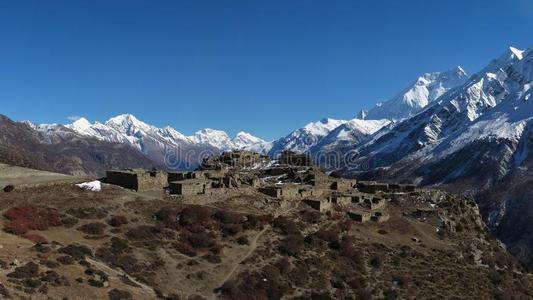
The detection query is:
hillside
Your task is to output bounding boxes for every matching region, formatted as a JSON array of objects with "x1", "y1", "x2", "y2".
[{"x1": 0, "y1": 154, "x2": 531, "y2": 299}]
